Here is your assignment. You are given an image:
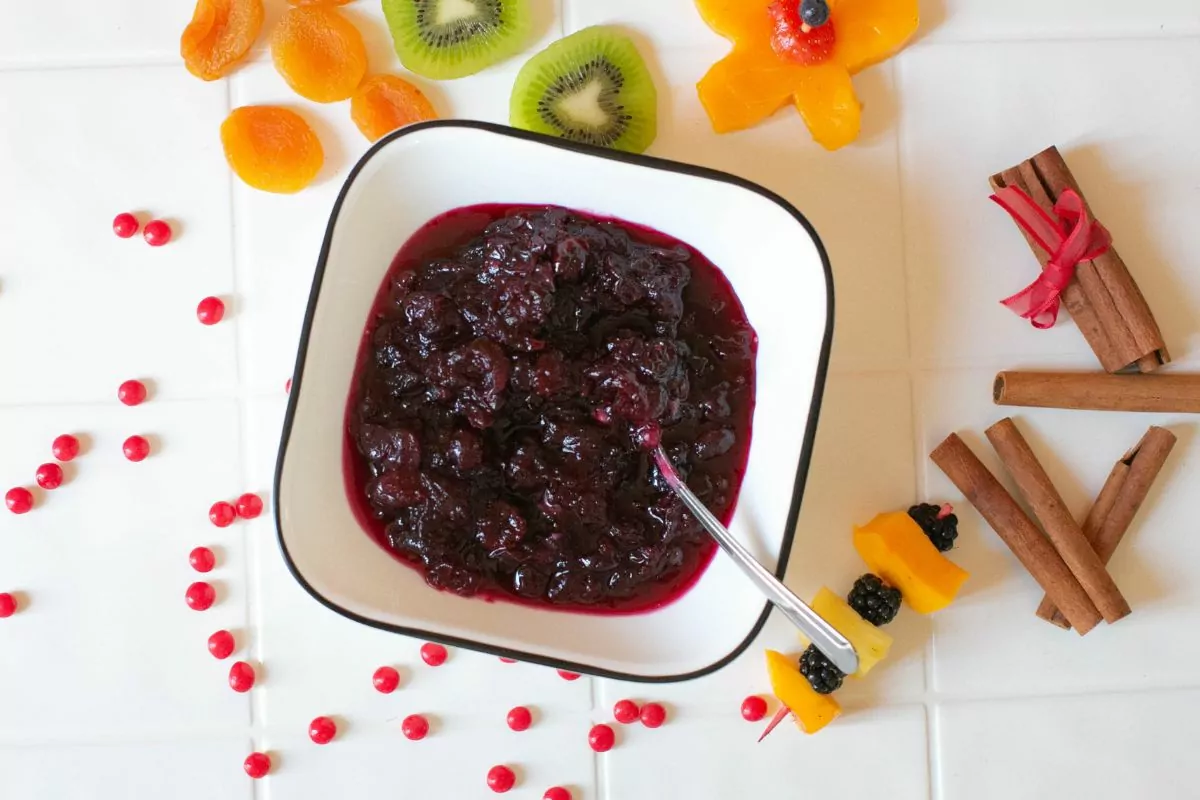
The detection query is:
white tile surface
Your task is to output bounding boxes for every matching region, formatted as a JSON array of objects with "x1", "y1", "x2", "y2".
[
  {"x1": 937, "y1": 691, "x2": 1200, "y2": 799},
  {"x1": 3, "y1": 0, "x2": 1200, "y2": 797},
  {"x1": 899, "y1": 39, "x2": 1200, "y2": 367},
  {"x1": 0, "y1": 400, "x2": 248, "y2": 740},
  {"x1": 0, "y1": 737, "x2": 252, "y2": 800}
]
